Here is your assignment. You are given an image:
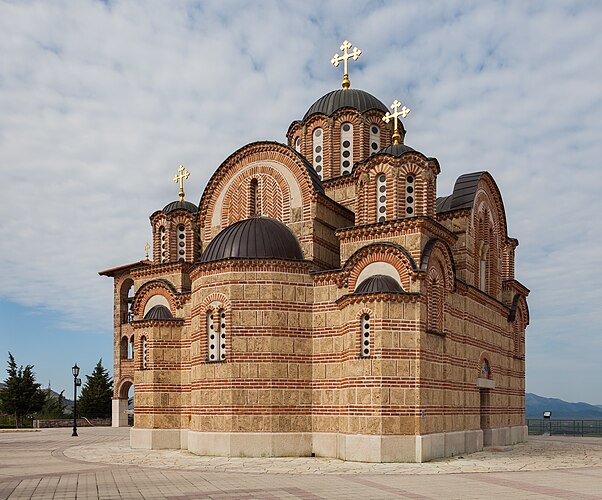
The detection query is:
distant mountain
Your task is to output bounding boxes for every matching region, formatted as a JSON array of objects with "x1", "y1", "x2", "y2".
[{"x1": 526, "y1": 393, "x2": 602, "y2": 419}]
